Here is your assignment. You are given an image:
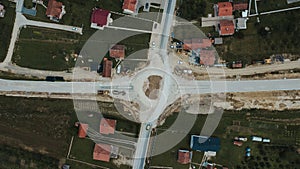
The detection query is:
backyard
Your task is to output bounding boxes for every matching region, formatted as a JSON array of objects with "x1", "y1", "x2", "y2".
[{"x1": 149, "y1": 109, "x2": 300, "y2": 169}]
